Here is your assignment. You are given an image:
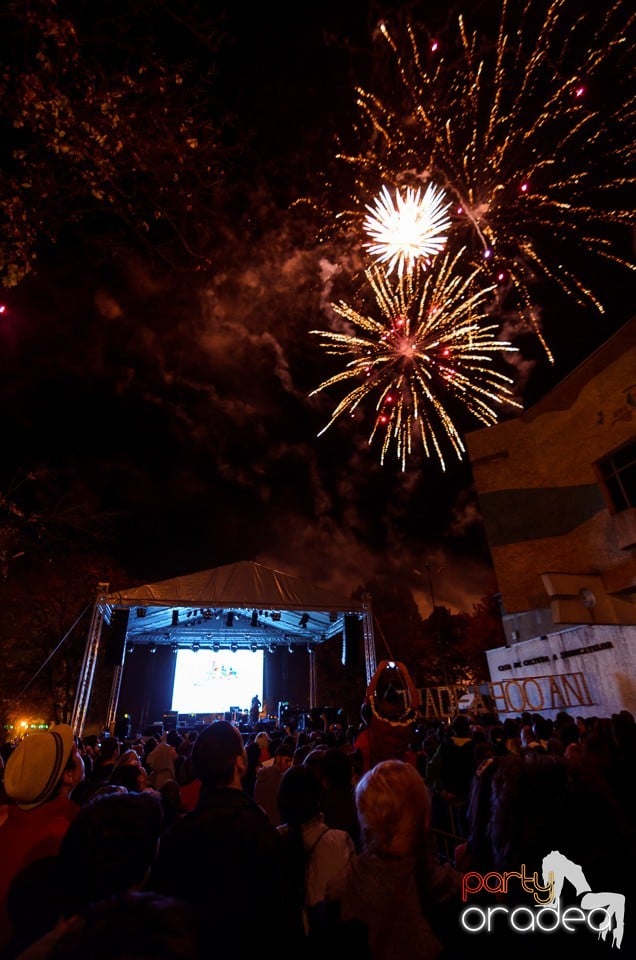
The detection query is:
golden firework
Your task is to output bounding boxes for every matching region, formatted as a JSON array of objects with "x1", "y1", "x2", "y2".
[
  {"x1": 337, "y1": 0, "x2": 635, "y2": 361},
  {"x1": 310, "y1": 249, "x2": 521, "y2": 471}
]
